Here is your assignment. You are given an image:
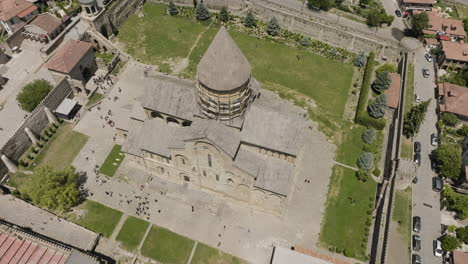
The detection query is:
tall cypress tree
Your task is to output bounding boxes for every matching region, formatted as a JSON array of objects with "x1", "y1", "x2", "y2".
[
  {"x1": 219, "y1": 6, "x2": 229, "y2": 23},
  {"x1": 196, "y1": 1, "x2": 210, "y2": 21},
  {"x1": 266, "y1": 16, "x2": 280, "y2": 36},
  {"x1": 244, "y1": 11, "x2": 256, "y2": 28},
  {"x1": 168, "y1": 1, "x2": 178, "y2": 16}
]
